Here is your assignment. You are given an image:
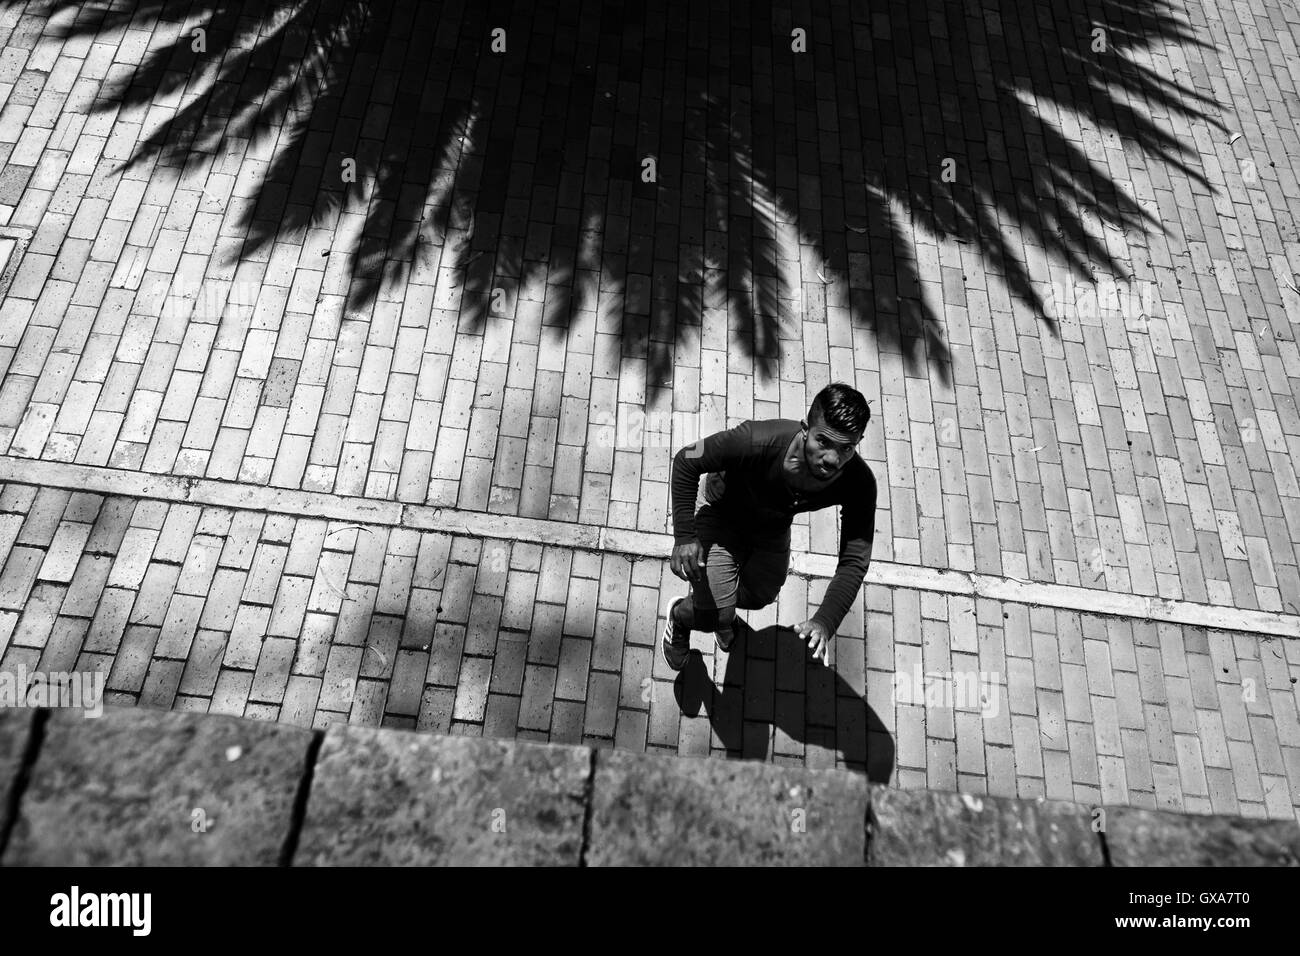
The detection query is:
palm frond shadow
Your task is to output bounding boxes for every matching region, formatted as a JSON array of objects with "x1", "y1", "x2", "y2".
[{"x1": 47, "y1": 0, "x2": 1223, "y2": 392}]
